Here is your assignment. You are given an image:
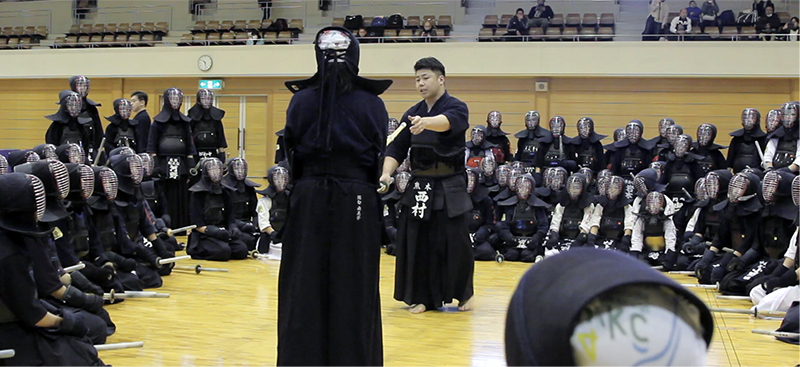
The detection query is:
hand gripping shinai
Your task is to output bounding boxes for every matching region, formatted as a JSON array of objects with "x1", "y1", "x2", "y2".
[{"x1": 378, "y1": 122, "x2": 407, "y2": 194}]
